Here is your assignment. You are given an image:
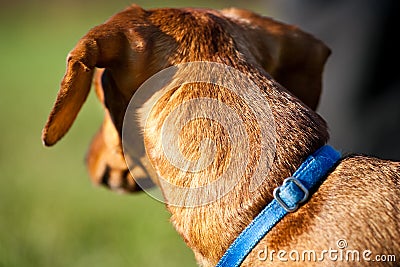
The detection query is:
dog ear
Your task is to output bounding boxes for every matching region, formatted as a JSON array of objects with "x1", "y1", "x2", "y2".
[
  {"x1": 222, "y1": 8, "x2": 331, "y2": 110},
  {"x1": 42, "y1": 5, "x2": 148, "y2": 146},
  {"x1": 42, "y1": 39, "x2": 98, "y2": 146}
]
